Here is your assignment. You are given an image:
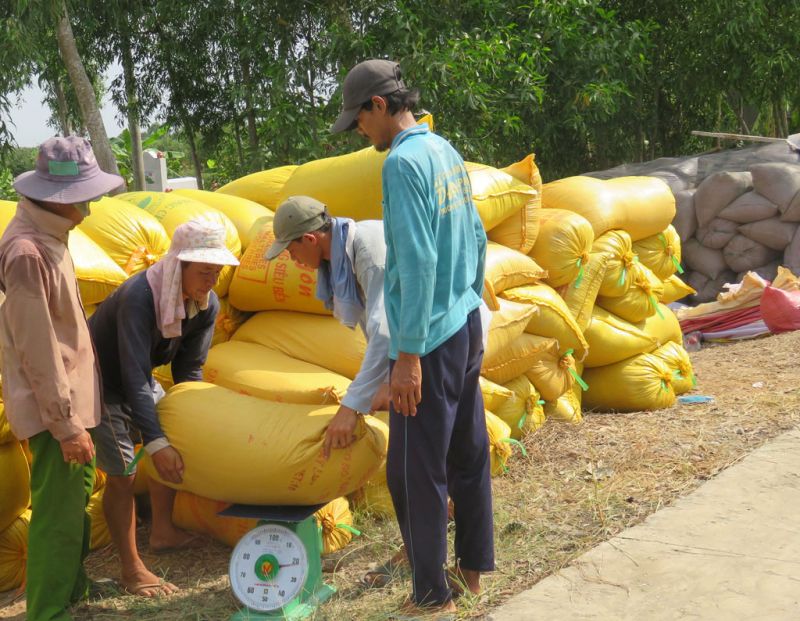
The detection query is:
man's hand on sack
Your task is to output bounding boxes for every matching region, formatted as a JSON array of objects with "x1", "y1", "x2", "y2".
[
  {"x1": 323, "y1": 405, "x2": 359, "y2": 458},
  {"x1": 60, "y1": 430, "x2": 95, "y2": 465},
  {"x1": 152, "y1": 445, "x2": 185, "y2": 483}
]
